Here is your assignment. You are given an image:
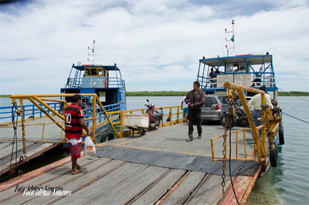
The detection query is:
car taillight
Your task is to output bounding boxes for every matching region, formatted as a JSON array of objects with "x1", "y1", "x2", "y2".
[{"x1": 215, "y1": 104, "x2": 221, "y2": 110}]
